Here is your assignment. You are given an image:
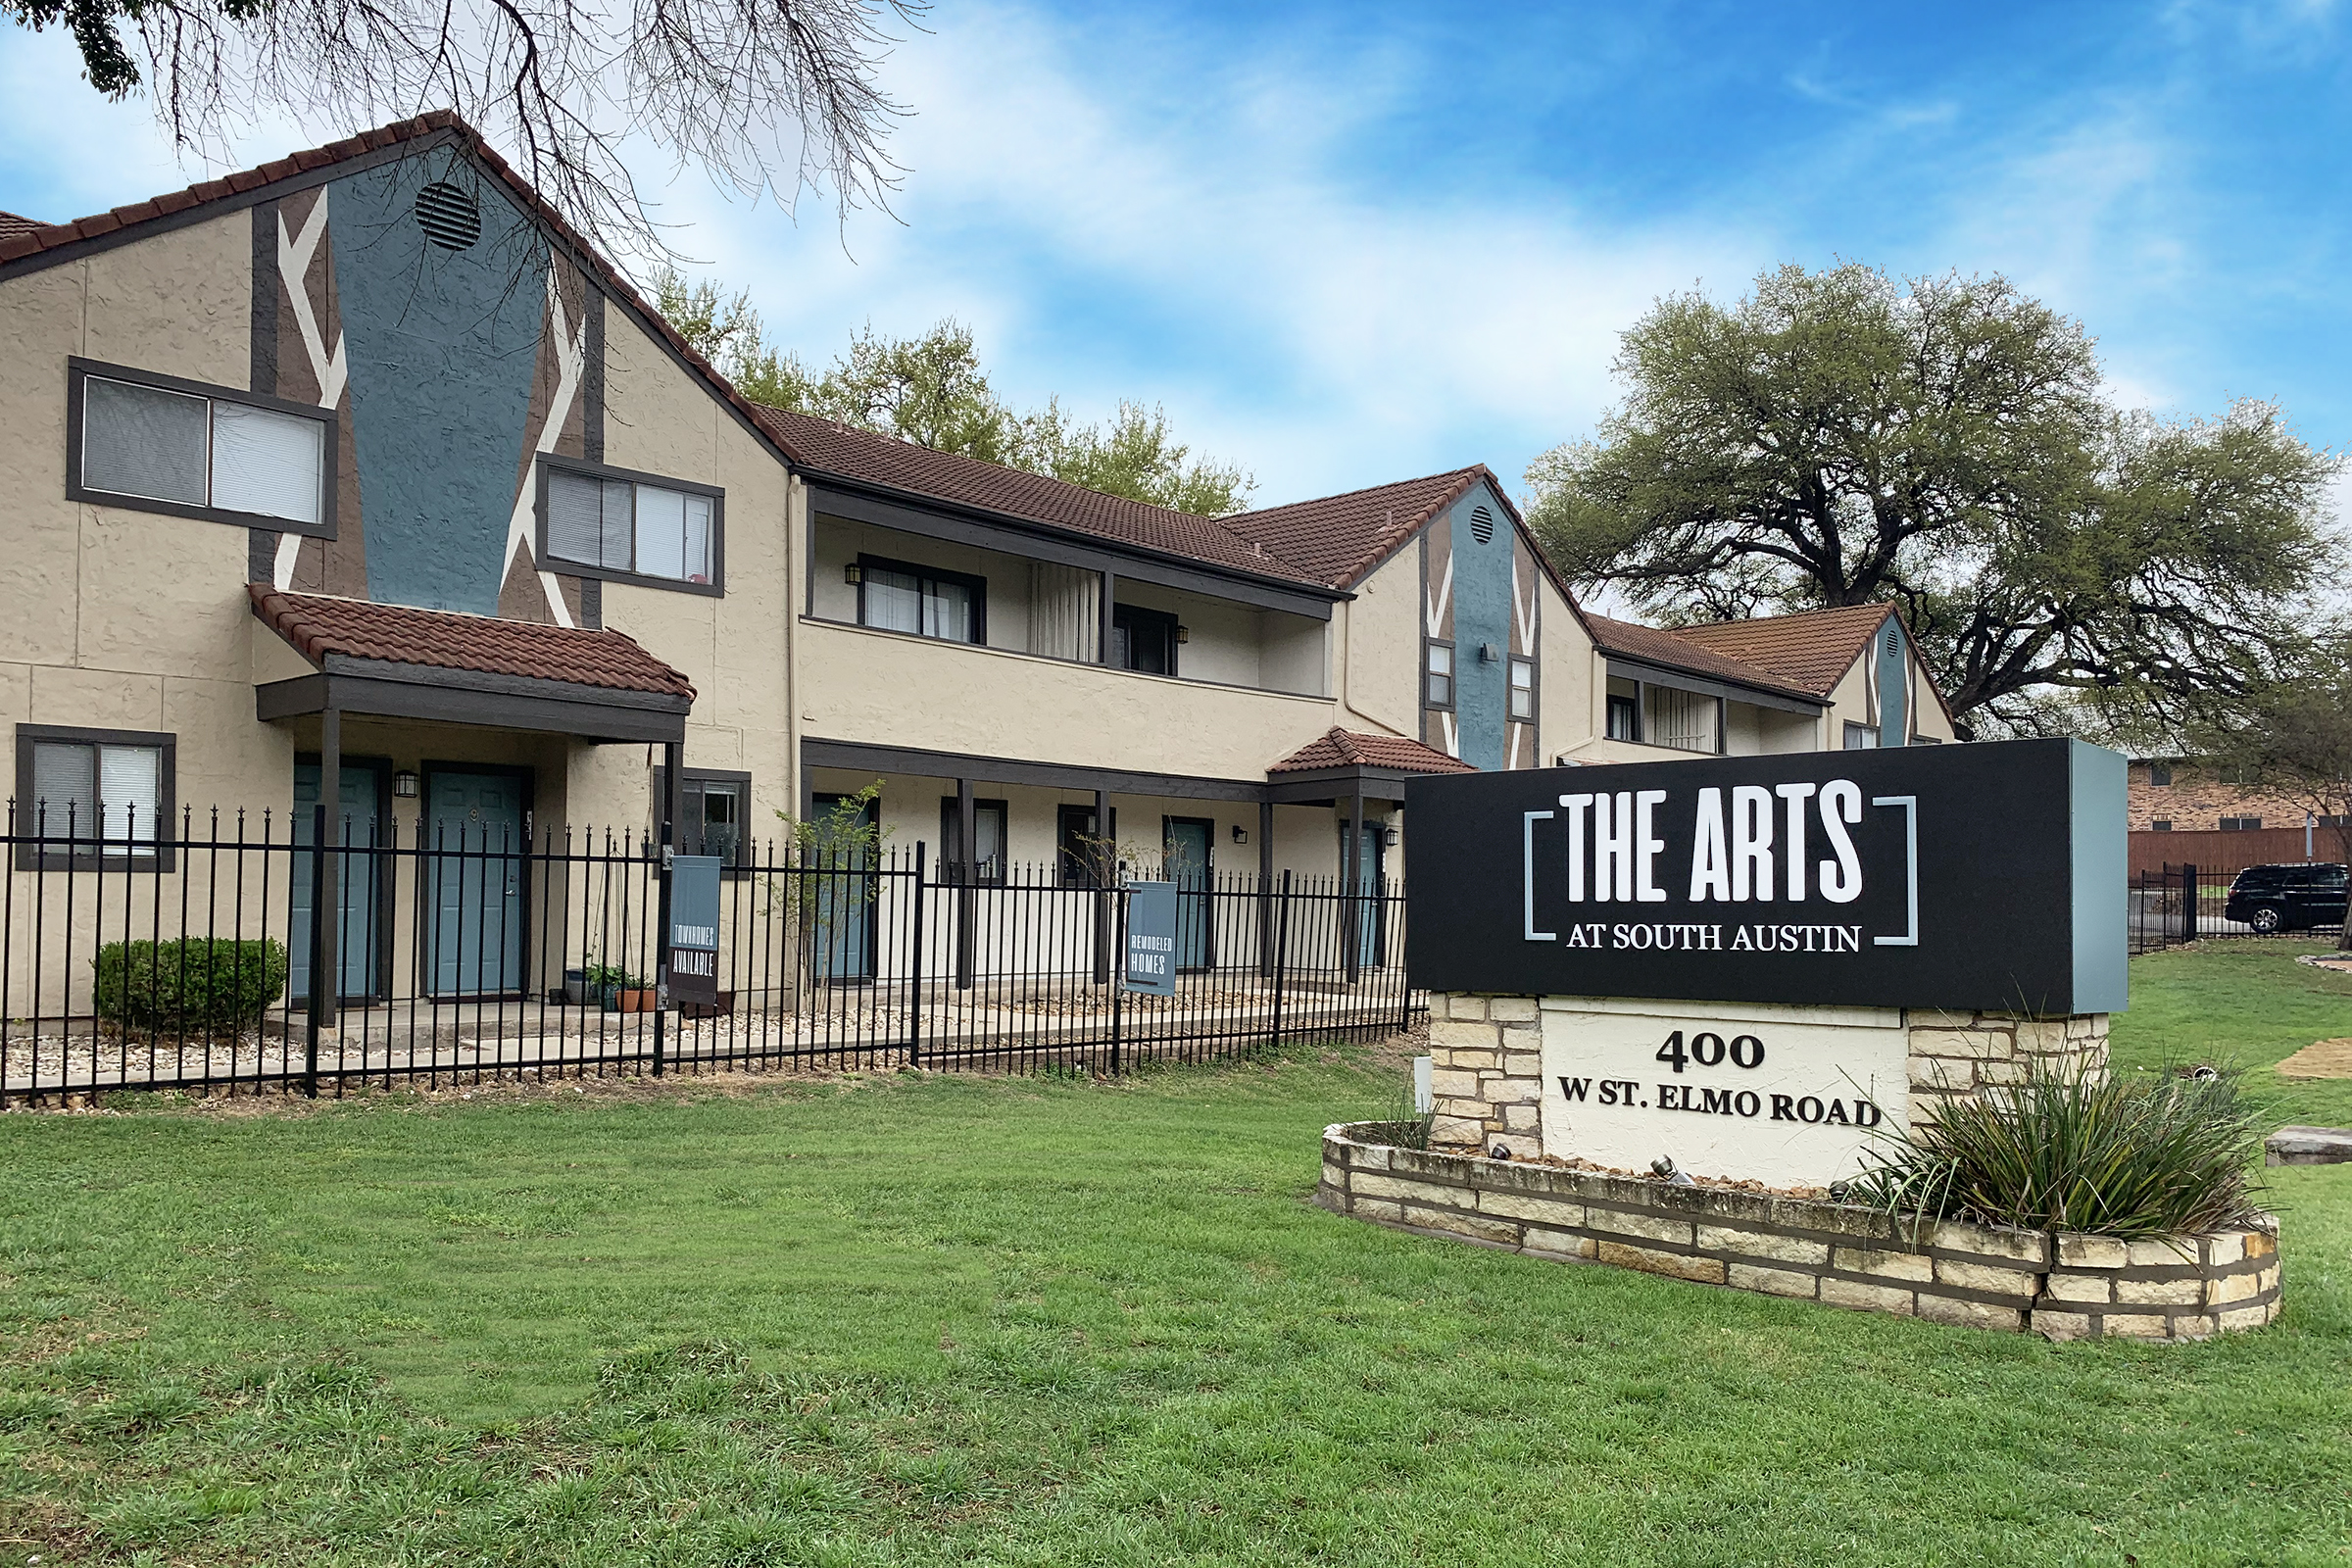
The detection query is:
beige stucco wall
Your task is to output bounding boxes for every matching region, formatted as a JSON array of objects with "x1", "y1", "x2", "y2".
[
  {"x1": 799, "y1": 619, "x2": 1337, "y2": 782},
  {"x1": 586, "y1": 308, "x2": 798, "y2": 838},
  {"x1": 1337, "y1": 552, "x2": 1420, "y2": 739},
  {"x1": 0, "y1": 210, "x2": 293, "y2": 824}
]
